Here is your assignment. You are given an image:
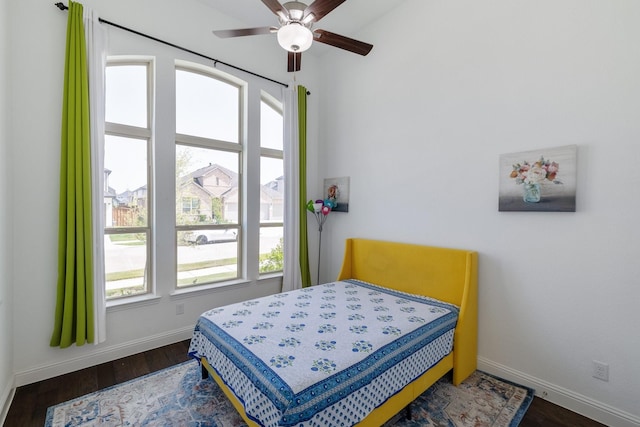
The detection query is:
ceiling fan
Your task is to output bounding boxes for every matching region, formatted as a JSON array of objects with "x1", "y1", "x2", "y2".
[{"x1": 213, "y1": 0, "x2": 373, "y2": 72}]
